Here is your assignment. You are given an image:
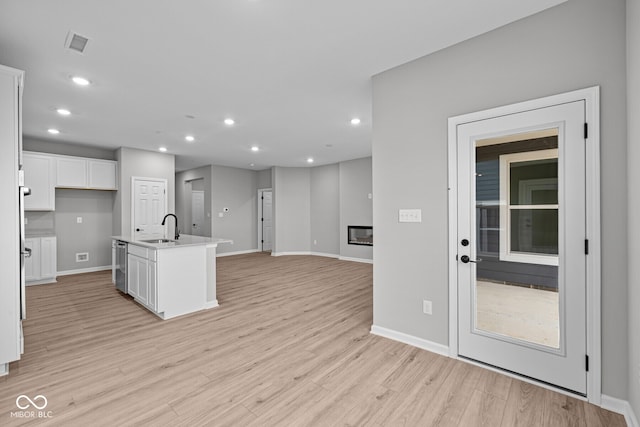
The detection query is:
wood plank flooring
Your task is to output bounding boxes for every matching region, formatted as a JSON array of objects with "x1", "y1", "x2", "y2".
[{"x1": 0, "y1": 253, "x2": 626, "y2": 426}]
